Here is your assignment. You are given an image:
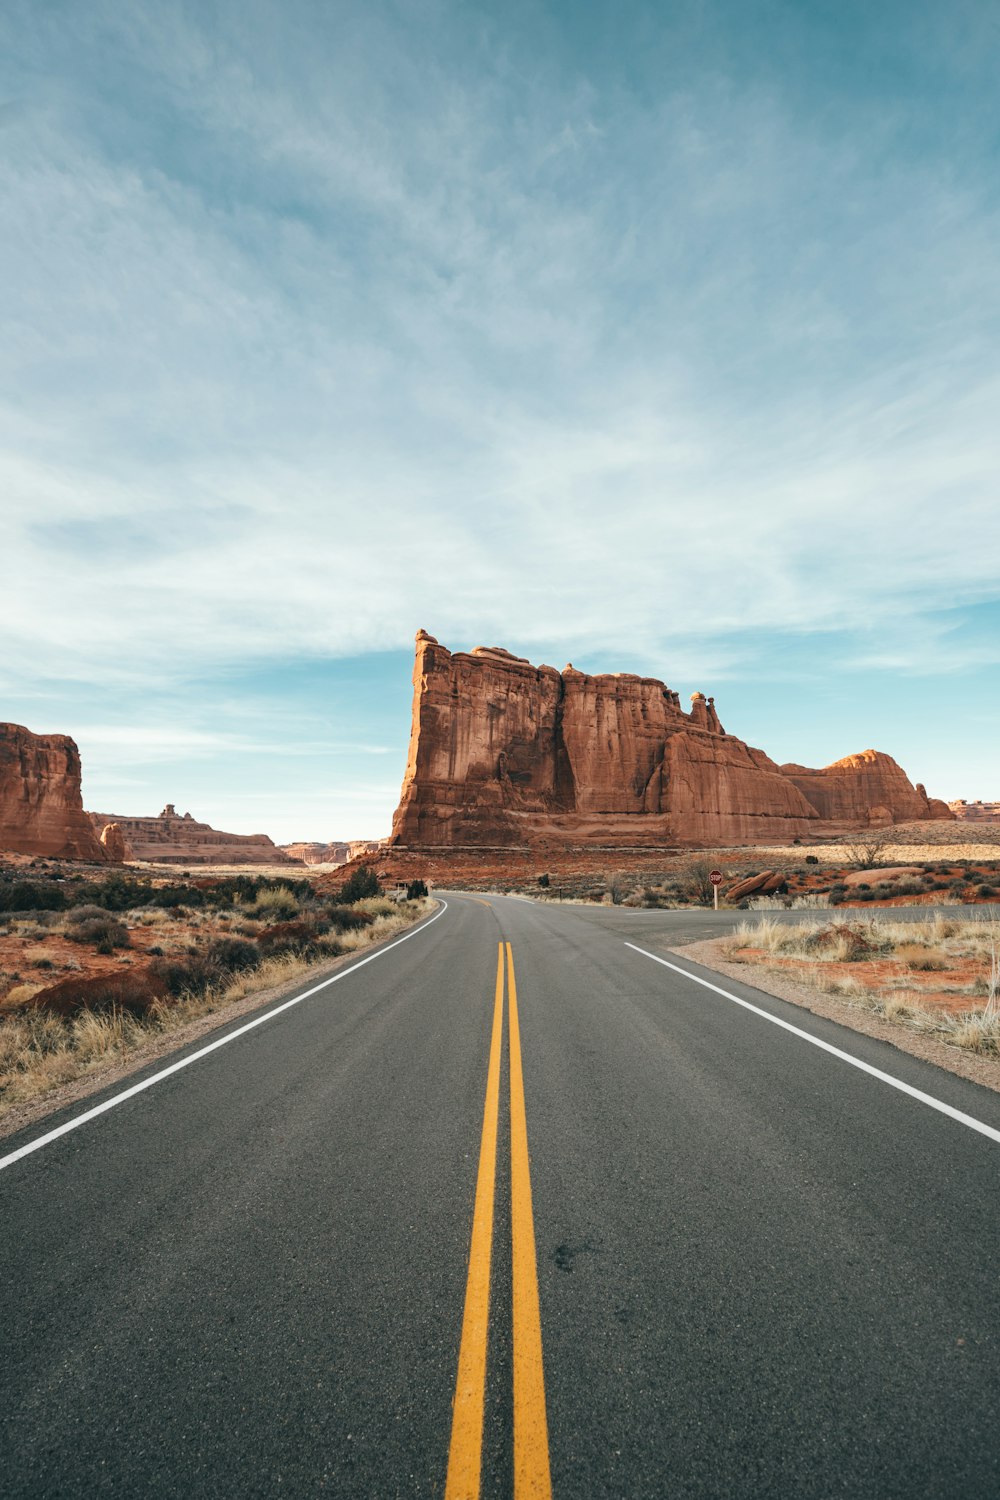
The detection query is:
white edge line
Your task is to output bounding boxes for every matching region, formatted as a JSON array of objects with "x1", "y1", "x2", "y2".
[
  {"x1": 0, "y1": 901, "x2": 449, "y2": 1175},
  {"x1": 624, "y1": 942, "x2": 1000, "y2": 1147}
]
